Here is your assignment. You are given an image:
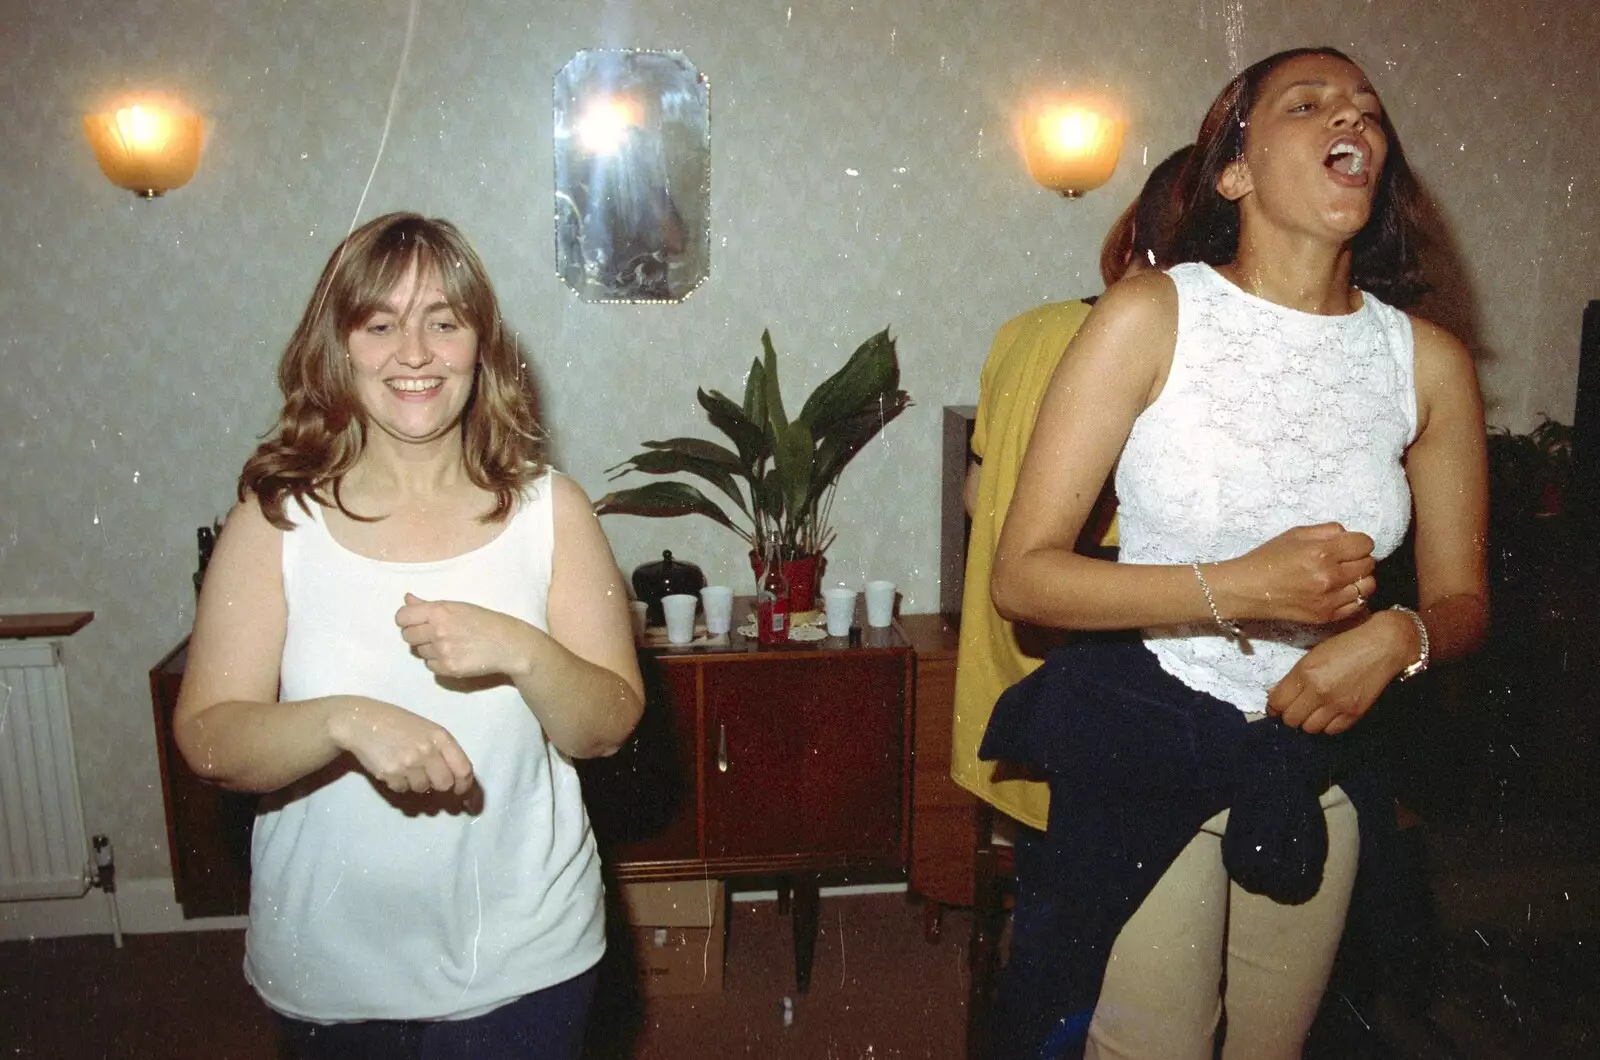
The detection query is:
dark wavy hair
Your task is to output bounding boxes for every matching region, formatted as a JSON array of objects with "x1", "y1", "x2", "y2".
[
  {"x1": 1099, "y1": 145, "x2": 1195, "y2": 286},
  {"x1": 239, "y1": 212, "x2": 544, "y2": 528},
  {"x1": 1167, "y1": 47, "x2": 1429, "y2": 308}
]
